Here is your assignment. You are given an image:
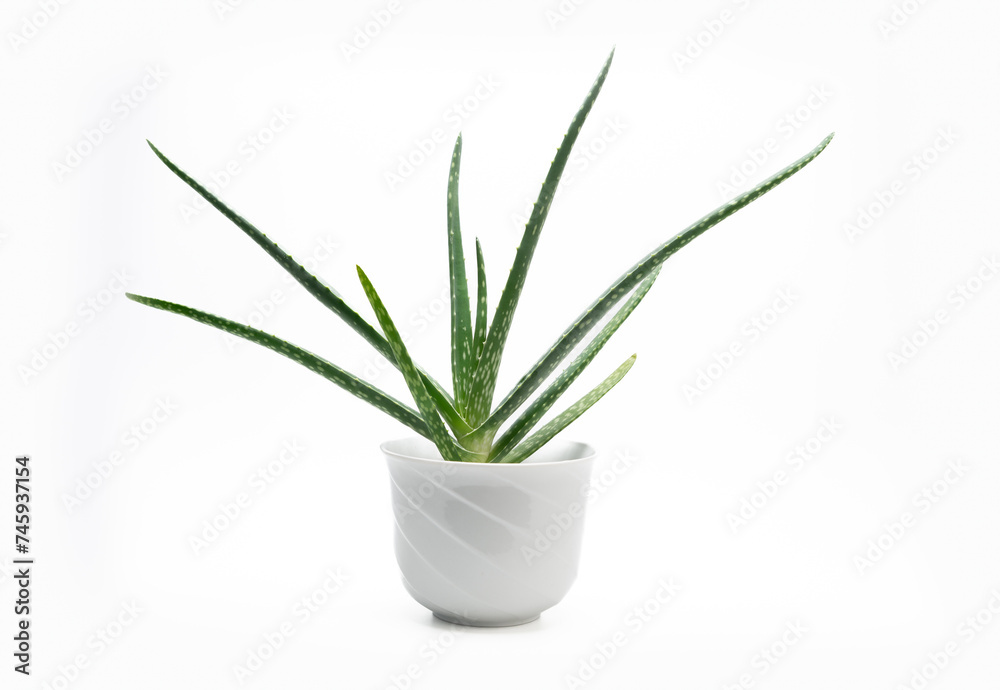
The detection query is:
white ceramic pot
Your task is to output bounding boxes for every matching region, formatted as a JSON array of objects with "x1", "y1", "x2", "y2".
[{"x1": 382, "y1": 437, "x2": 597, "y2": 627}]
